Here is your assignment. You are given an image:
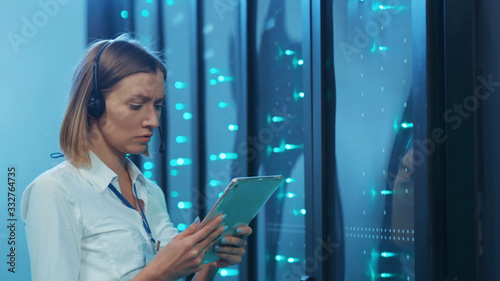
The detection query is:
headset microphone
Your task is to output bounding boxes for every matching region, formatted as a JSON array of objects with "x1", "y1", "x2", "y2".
[{"x1": 158, "y1": 127, "x2": 166, "y2": 153}]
